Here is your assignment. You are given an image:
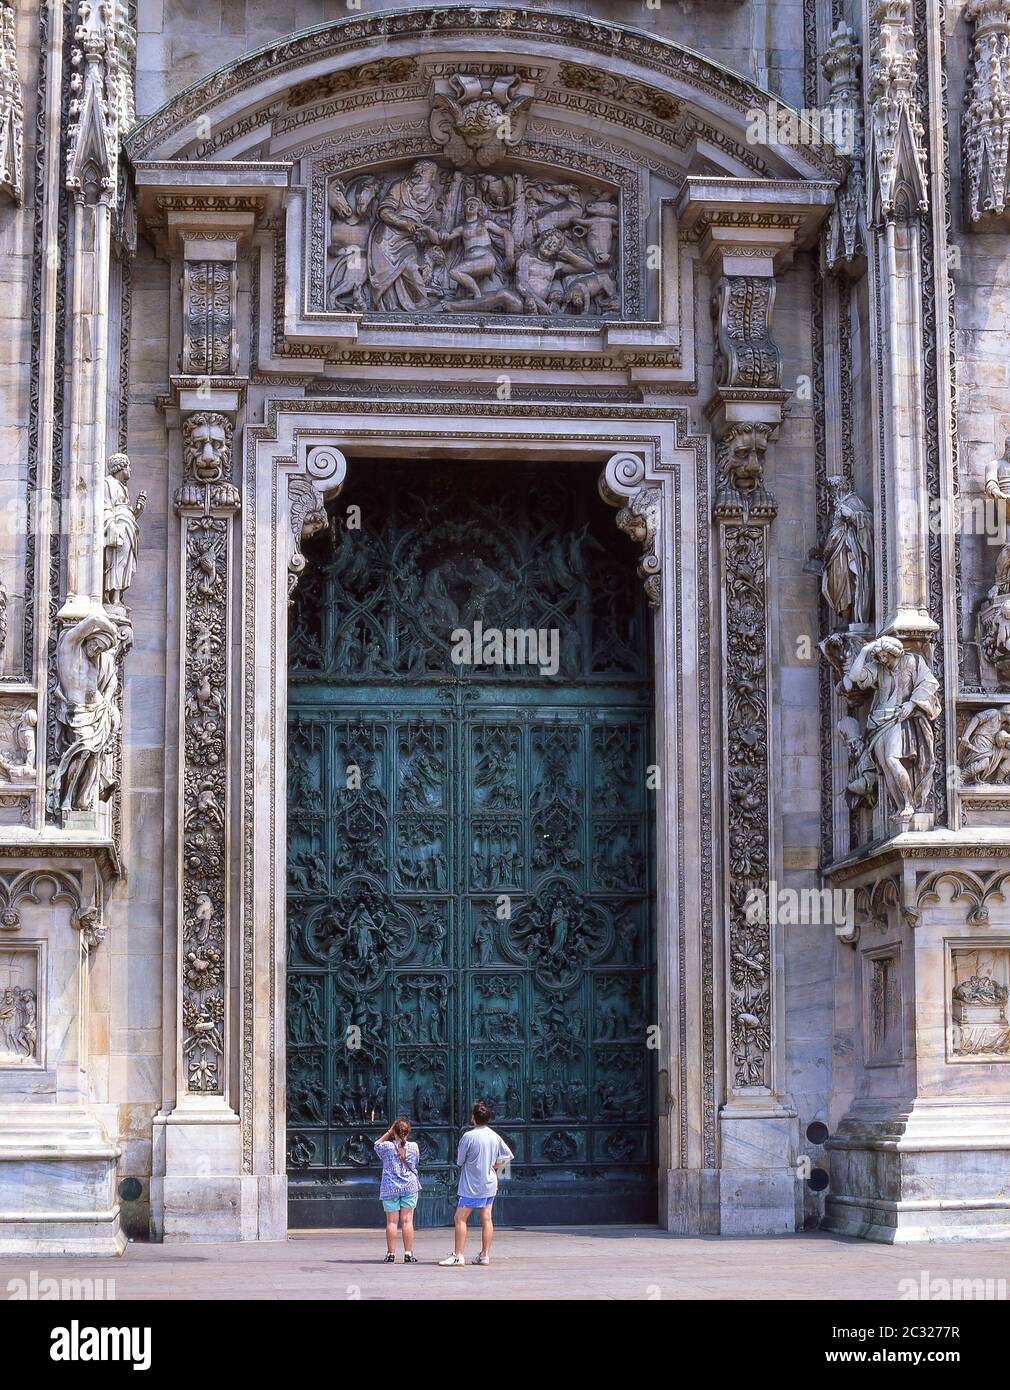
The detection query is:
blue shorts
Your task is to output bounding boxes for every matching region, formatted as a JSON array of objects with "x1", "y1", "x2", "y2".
[
  {"x1": 382, "y1": 1192, "x2": 419, "y2": 1212},
  {"x1": 457, "y1": 1195, "x2": 495, "y2": 1209}
]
